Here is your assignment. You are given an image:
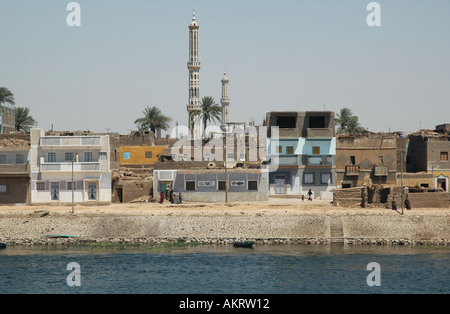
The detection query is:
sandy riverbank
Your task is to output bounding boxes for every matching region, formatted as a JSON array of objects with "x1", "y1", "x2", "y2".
[{"x1": 0, "y1": 199, "x2": 449, "y2": 246}]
